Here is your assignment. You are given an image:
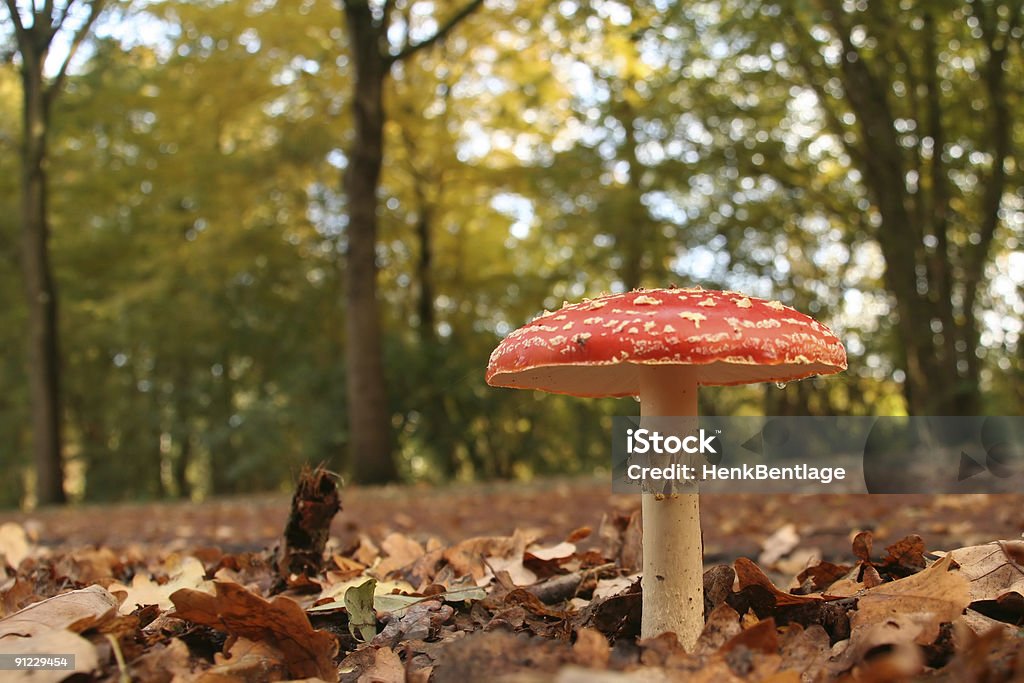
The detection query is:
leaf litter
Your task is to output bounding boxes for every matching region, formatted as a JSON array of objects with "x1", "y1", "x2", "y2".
[{"x1": 0, "y1": 470, "x2": 1022, "y2": 681}]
